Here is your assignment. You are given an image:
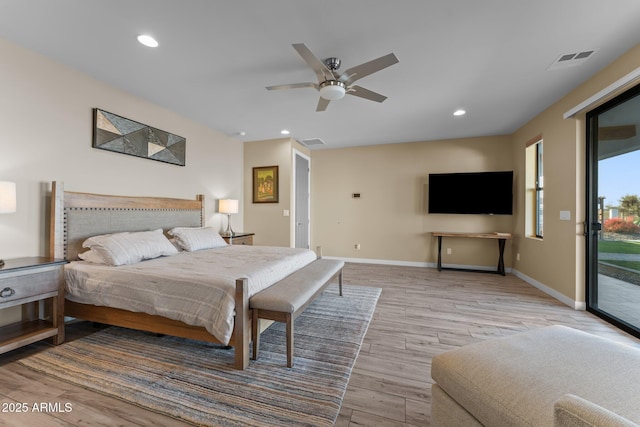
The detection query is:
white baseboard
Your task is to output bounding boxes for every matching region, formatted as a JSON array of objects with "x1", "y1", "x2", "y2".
[
  {"x1": 321, "y1": 256, "x2": 432, "y2": 268},
  {"x1": 511, "y1": 268, "x2": 586, "y2": 311},
  {"x1": 322, "y1": 256, "x2": 511, "y2": 273}
]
